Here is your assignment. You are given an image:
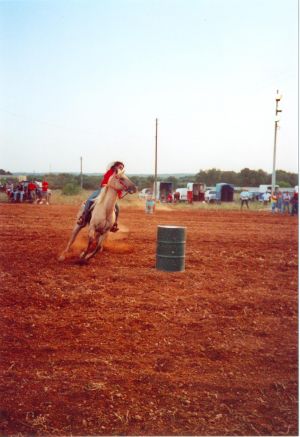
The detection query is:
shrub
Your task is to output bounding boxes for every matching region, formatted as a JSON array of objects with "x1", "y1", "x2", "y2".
[
  {"x1": 62, "y1": 183, "x2": 81, "y2": 196},
  {"x1": 277, "y1": 180, "x2": 291, "y2": 188}
]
